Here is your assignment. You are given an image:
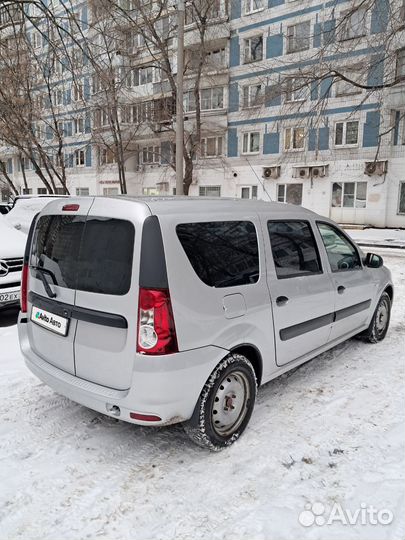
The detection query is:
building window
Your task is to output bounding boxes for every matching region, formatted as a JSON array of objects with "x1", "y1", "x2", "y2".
[
  {"x1": 243, "y1": 35, "x2": 263, "y2": 63},
  {"x1": 335, "y1": 65, "x2": 364, "y2": 97},
  {"x1": 141, "y1": 146, "x2": 160, "y2": 164},
  {"x1": 391, "y1": 110, "x2": 405, "y2": 145},
  {"x1": 55, "y1": 188, "x2": 65, "y2": 194},
  {"x1": 242, "y1": 132, "x2": 260, "y2": 154},
  {"x1": 100, "y1": 148, "x2": 116, "y2": 165},
  {"x1": 285, "y1": 78, "x2": 307, "y2": 102},
  {"x1": 101, "y1": 110, "x2": 109, "y2": 126},
  {"x1": 287, "y1": 21, "x2": 311, "y2": 53},
  {"x1": 398, "y1": 182, "x2": 405, "y2": 214},
  {"x1": 184, "y1": 87, "x2": 224, "y2": 112},
  {"x1": 184, "y1": 91, "x2": 196, "y2": 113},
  {"x1": 335, "y1": 76, "x2": 362, "y2": 97},
  {"x1": 74, "y1": 117, "x2": 85, "y2": 134},
  {"x1": 18, "y1": 157, "x2": 33, "y2": 171},
  {"x1": 130, "y1": 65, "x2": 155, "y2": 86},
  {"x1": 334, "y1": 120, "x2": 359, "y2": 146},
  {"x1": 396, "y1": 49, "x2": 405, "y2": 80},
  {"x1": 185, "y1": 0, "x2": 222, "y2": 24},
  {"x1": 199, "y1": 186, "x2": 221, "y2": 197},
  {"x1": 74, "y1": 149, "x2": 85, "y2": 167},
  {"x1": 127, "y1": 31, "x2": 145, "y2": 51},
  {"x1": 76, "y1": 187, "x2": 90, "y2": 196},
  {"x1": 242, "y1": 84, "x2": 263, "y2": 108},
  {"x1": 72, "y1": 83, "x2": 84, "y2": 102},
  {"x1": 201, "y1": 136, "x2": 223, "y2": 157},
  {"x1": 340, "y1": 8, "x2": 367, "y2": 40},
  {"x1": 241, "y1": 186, "x2": 258, "y2": 199},
  {"x1": 201, "y1": 87, "x2": 224, "y2": 110},
  {"x1": 32, "y1": 31, "x2": 41, "y2": 49},
  {"x1": 103, "y1": 187, "x2": 119, "y2": 196},
  {"x1": 284, "y1": 127, "x2": 305, "y2": 151},
  {"x1": 277, "y1": 184, "x2": 303, "y2": 205},
  {"x1": 37, "y1": 188, "x2": 48, "y2": 194},
  {"x1": 244, "y1": 0, "x2": 264, "y2": 15},
  {"x1": 332, "y1": 181, "x2": 367, "y2": 208},
  {"x1": 142, "y1": 187, "x2": 159, "y2": 196},
  {"x1": 22, "y1": 188, "x2": 33, "y2": 194},
  {"x1": 54, "y1": 89, "x2": 64, "y2": 106}
]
